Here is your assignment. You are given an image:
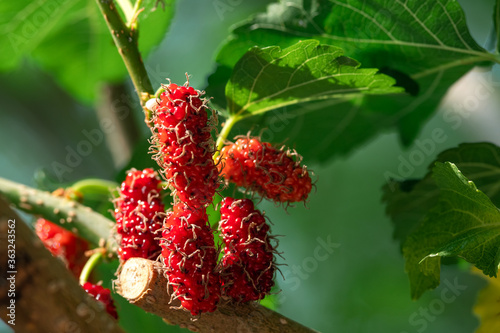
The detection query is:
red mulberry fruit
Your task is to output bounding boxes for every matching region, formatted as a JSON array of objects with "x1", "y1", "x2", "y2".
[
  {"x1": 161, "y1": 203, "x2": 220, "y2": 315},
  {"x1": 219, "y1": 197, "x2": 275, "y2": 302},
  {"x1": 35, "y1": 218, "x2": 89, "y2": 278},
  {"x1": 83, "y1": 282, "x2": 118, "y2": 319},
  {"x1": 217, "y1": 138, "x2": 312, "y2": 203},
  {"x1": 150, "y1": 82, "x2": 219, "y2": 207},
  {"x1": 114, "y1": 168, "x2": 165, "y2": 261}
]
